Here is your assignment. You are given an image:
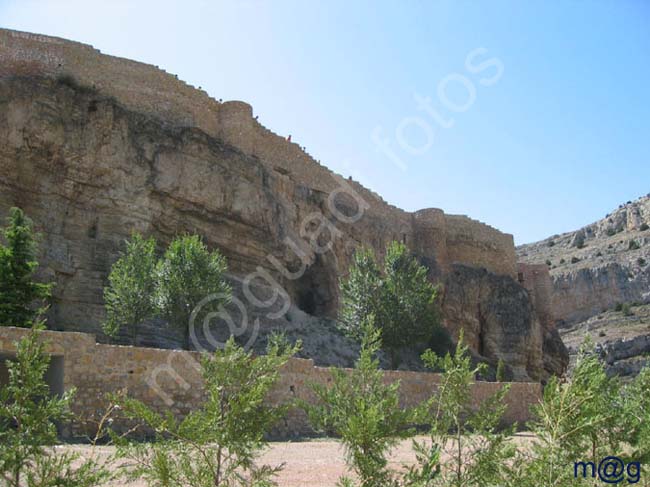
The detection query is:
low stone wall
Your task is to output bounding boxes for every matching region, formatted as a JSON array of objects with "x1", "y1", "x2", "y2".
[{"x1": 0, "y1": 327, "x2": 541, "y2": 439}]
